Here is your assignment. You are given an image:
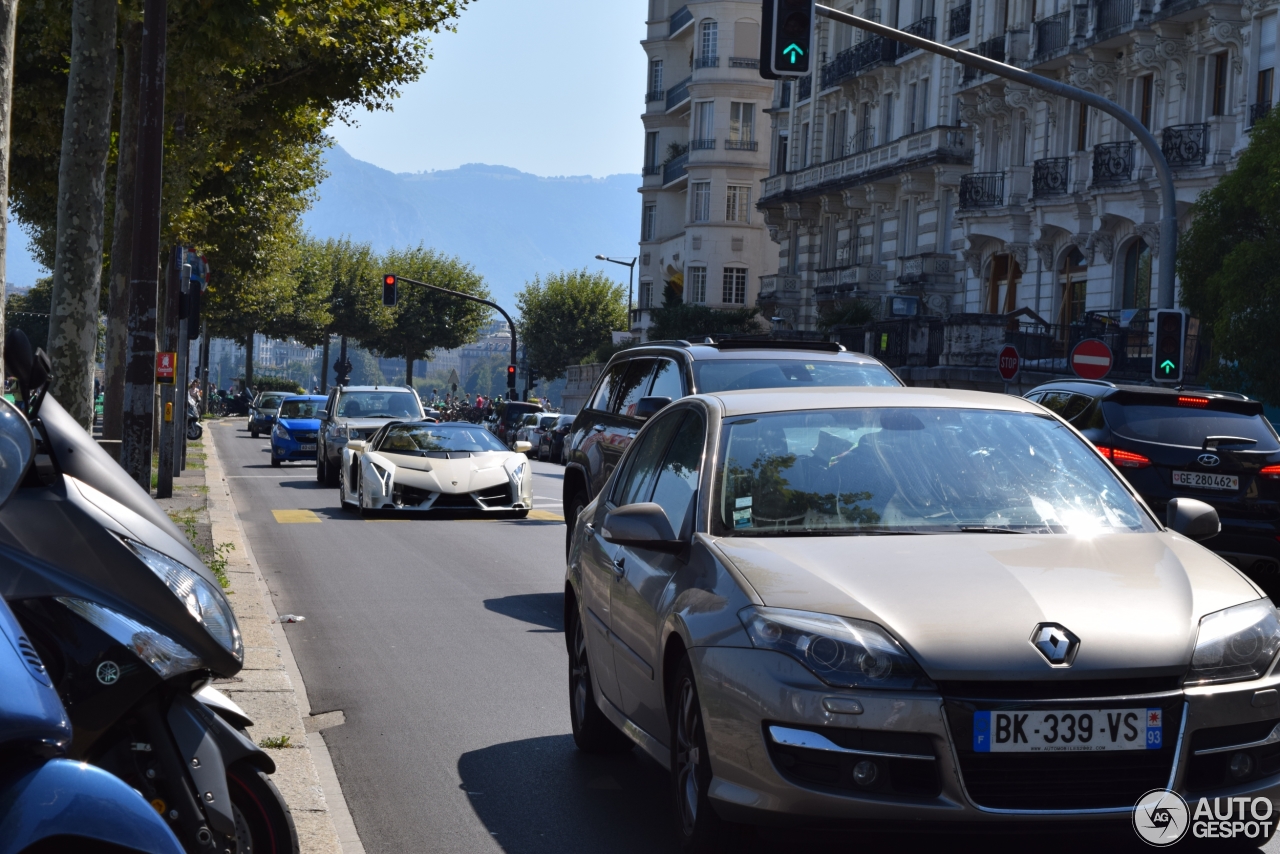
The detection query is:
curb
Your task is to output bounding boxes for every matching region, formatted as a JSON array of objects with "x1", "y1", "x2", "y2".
[{"x1": 202, "y1": 425, "x2": 366, "y2": 854}]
